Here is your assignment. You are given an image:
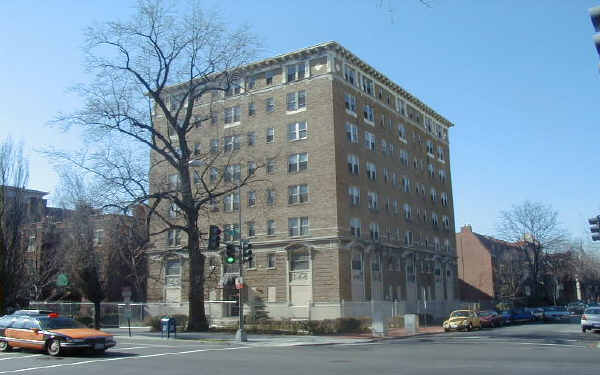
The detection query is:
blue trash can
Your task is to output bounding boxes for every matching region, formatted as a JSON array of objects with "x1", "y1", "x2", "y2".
[{"x1": 160, "y1": 317, "x2": 176, "y2": 338}]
